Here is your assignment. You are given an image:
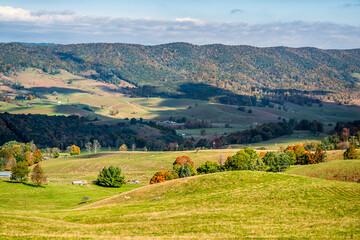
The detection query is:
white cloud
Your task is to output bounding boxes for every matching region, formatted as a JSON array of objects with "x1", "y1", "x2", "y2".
[{"x1": 0, "y1": 5, "x2": 359, "y2": 49}]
